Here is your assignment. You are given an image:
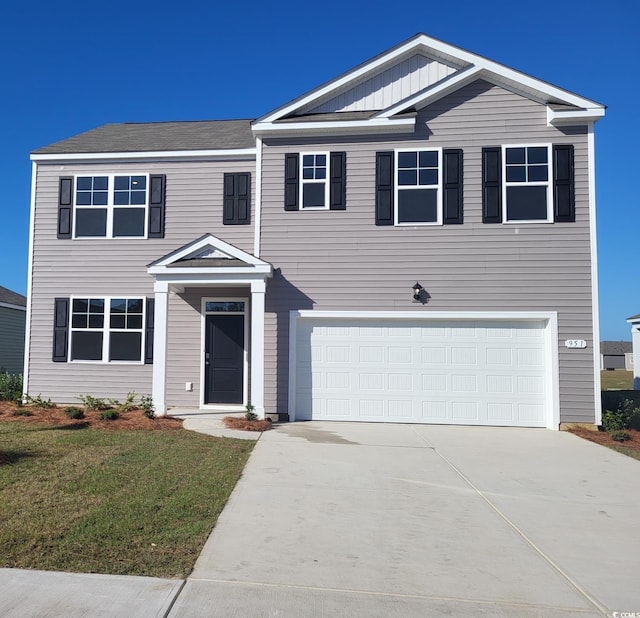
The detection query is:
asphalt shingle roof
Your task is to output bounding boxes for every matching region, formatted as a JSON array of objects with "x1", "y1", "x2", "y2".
[
  {"x1": 601, "y1": 341, "x2": 632, "y2": 355},
  {"x1": 32, "y1": 120, "x2": 255, "y2": 154},
  {"x1": 0, "y1": 285, "x2": 26, "y2": 307}
]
